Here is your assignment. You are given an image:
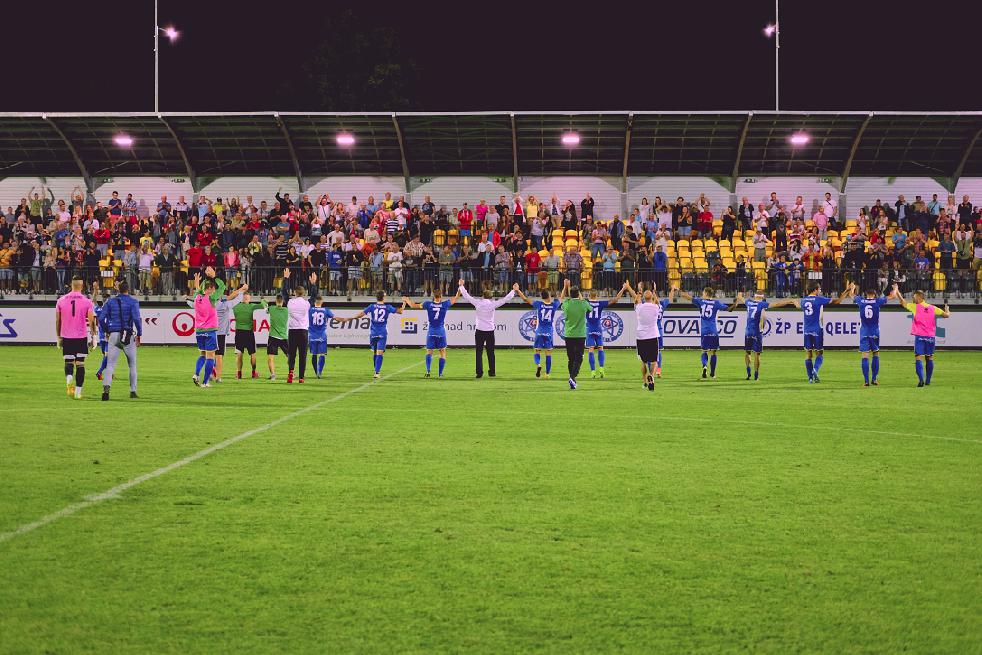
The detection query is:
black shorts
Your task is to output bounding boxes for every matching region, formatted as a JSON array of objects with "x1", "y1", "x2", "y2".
[
  {"x1": 62, "y1": 337, "x2": 89, "y2": 360},
  {"x1": 216, "y1": 334, "x2": 227, "y2": 356},
  {"x1": 234, "y1": 331, "x2": 256, "y2": 355},
  {"x1": 636, "y1": 337, "x2": 660, "y2": 363},
  {"x1": 267, "y1": 336, "x2": 287, "y2": 355}
]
